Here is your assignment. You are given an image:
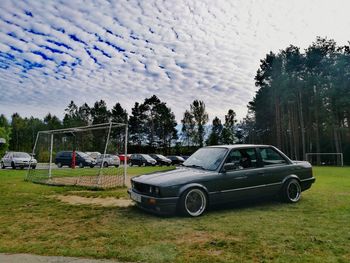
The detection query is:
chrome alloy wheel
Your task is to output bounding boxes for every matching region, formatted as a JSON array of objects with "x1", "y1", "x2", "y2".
[
  {"x1": 287, "y1": 180, "x2": 301, "y2": 202},
  {"x1": 184, "y1": 189, "x2": 207, "y2": 217}
]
